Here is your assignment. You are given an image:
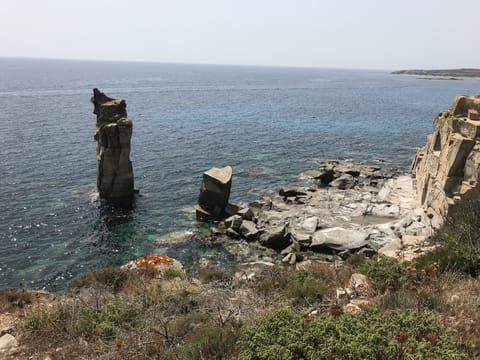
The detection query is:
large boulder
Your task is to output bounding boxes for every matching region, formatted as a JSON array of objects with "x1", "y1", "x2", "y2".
[
  {"x1": 259, "y1": 224, "x2": 290, "y2": 250},
  {"x1": 91, "y1": 88, "x2": 134, "y2": 204},
  {"x1": 196, "y1": 166, "x2": 233, "y2": 220},
  {"x1": 310, "y1": 227, "x2": 369, "y2": 251},
  {"x1": 329, "y1": 173, "x2": 356, "y2": 189},
  {"x1": 239, "y1": 220, "x2": 259, "y2": 240},
  {"x1": 225, "y1": 214, "x2": 243, "y2": 231}
]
